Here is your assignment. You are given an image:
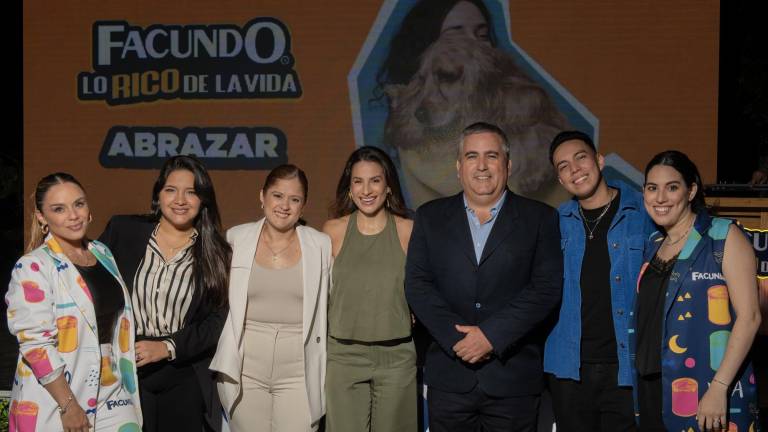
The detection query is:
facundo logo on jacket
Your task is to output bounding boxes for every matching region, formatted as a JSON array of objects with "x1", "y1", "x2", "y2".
[{"x1": 78, "y1": 18, "x2": 302, "y2": 106}]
